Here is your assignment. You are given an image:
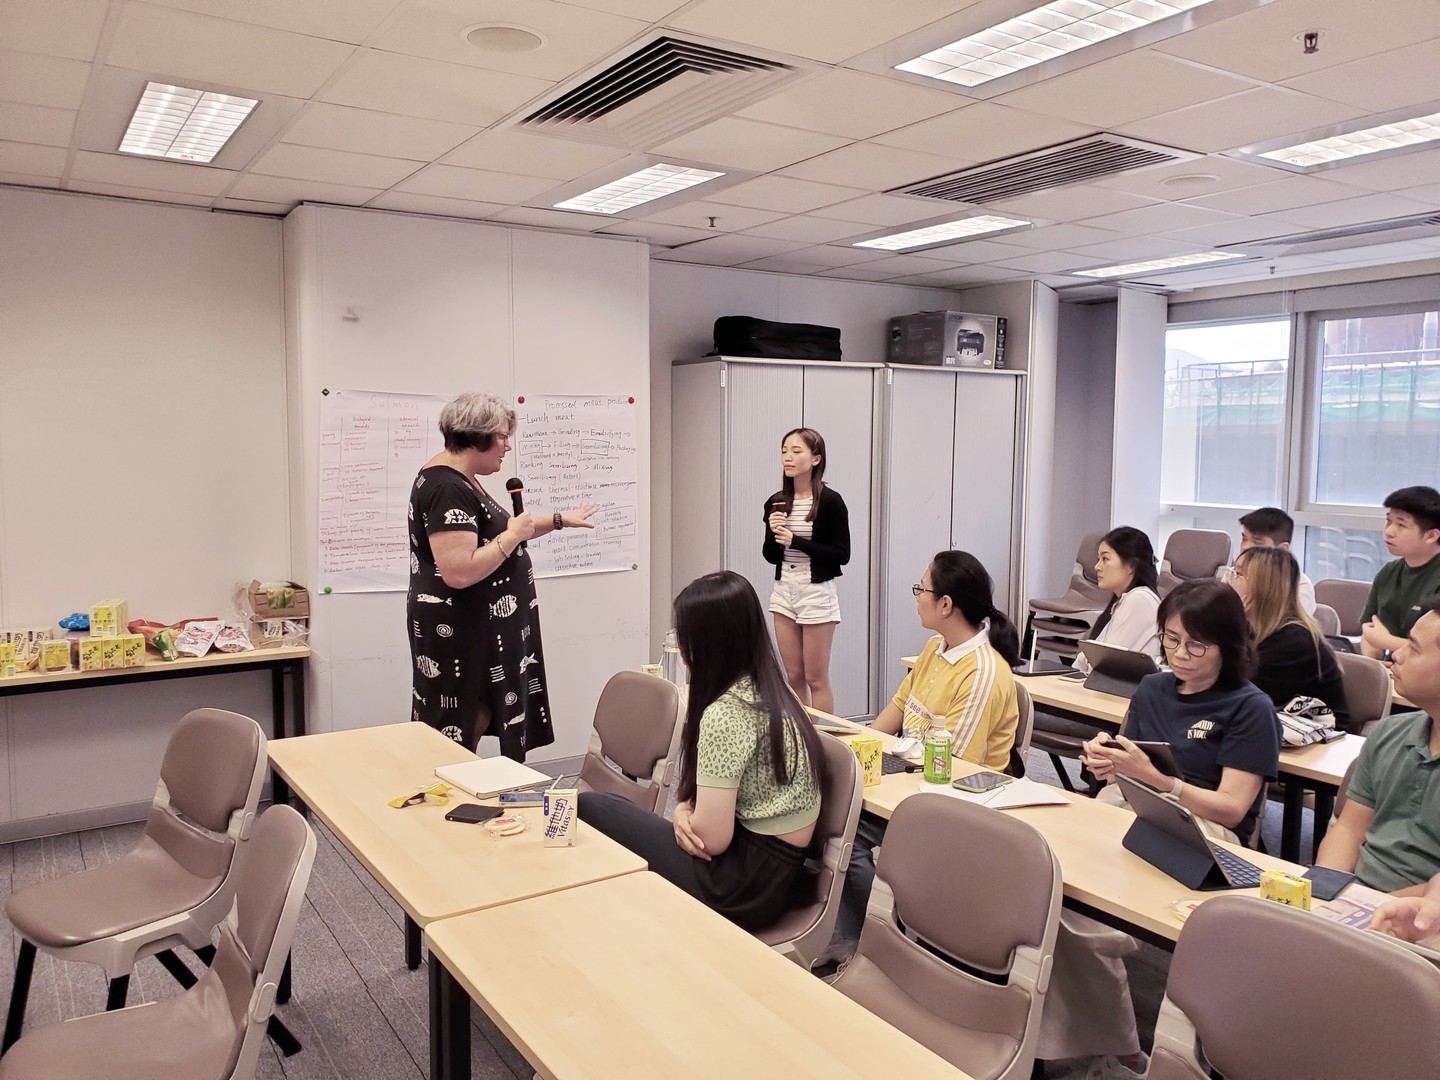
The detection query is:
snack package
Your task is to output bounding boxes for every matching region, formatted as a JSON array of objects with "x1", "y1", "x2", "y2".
[
  {"x1": 39, "y1": 639, "x2": 73, "y2": 672},
  {"x1": 174, "y1": 619, "x2": 224, "y2": 658},
  {"x1": 215, "y1": 623, "x2": 254, "y2": 653},
  {"x1": 78, "y1": 638, "x2": 105, "y2": 672},
  {"x1": 1260, "y1": 870, "x2": 1312, "y2": 911}
]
